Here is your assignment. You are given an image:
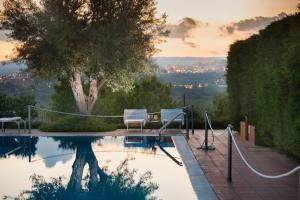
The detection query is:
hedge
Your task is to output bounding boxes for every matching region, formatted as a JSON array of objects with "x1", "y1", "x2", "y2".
[{"x1": 227, "y1": 13, "x2": 300, "y2": 159}]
